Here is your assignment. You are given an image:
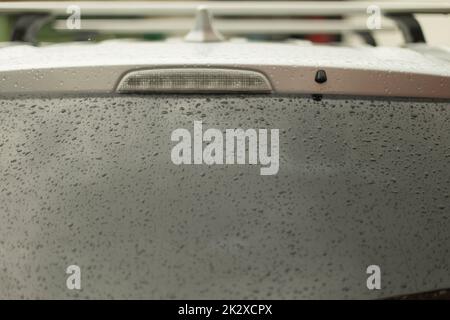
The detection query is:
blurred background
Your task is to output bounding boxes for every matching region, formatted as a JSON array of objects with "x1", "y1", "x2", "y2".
[{"x1": 0, "y1": 0, "x2": 448, "y2": 46}]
